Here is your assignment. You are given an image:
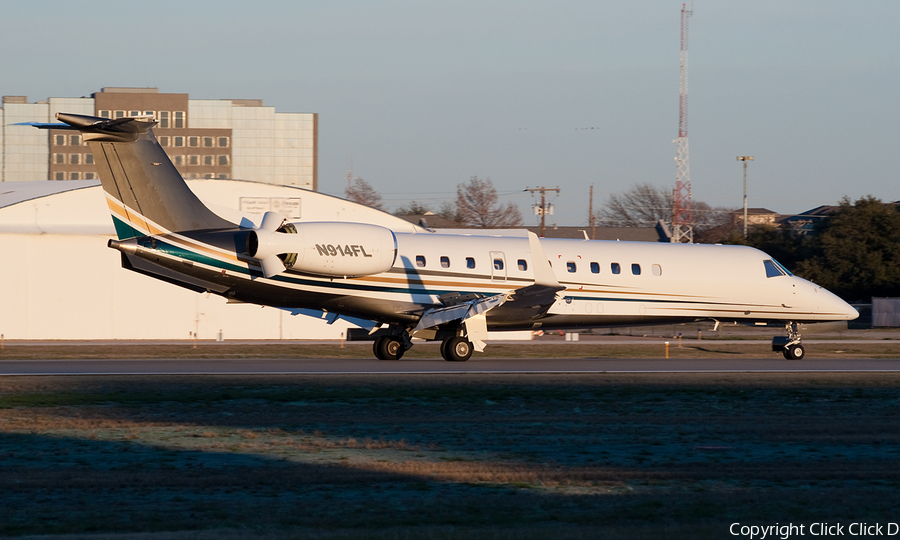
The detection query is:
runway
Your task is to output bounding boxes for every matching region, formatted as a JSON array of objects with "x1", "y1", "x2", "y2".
[{"x1": 3, "y1": 356, "x2": 900, "y2": 375}]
